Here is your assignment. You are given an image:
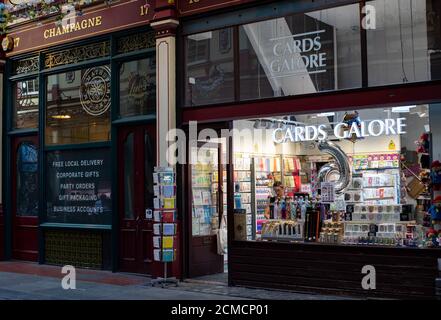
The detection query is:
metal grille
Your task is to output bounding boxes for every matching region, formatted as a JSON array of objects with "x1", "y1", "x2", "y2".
[
  {"x1": 45, "y1": 230, "x2": 102, "y2": 269},
  {"x1": 117, "y1": 31, "x2": 155, "y2": 54},
  {"x1": 44, "y1": 41, "x2": 110, "y2": 69},
  {"x1": 13, "y1": 56, "x2": 40, "y2": 75}
]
